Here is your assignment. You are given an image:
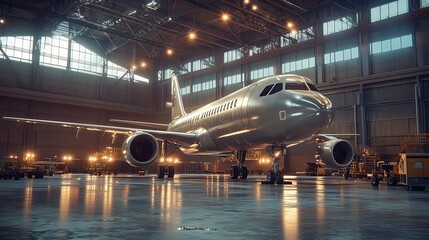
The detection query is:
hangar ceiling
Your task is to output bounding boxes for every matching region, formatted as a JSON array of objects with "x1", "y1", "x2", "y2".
[{"x1": 0, "y1": 0, "x2": 363, "y2": 64}]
